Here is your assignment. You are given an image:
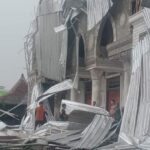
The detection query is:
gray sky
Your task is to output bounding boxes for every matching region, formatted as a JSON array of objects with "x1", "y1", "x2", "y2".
[{"x1": 0, "y1": 0, "x2": 38, "y2": 90}]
